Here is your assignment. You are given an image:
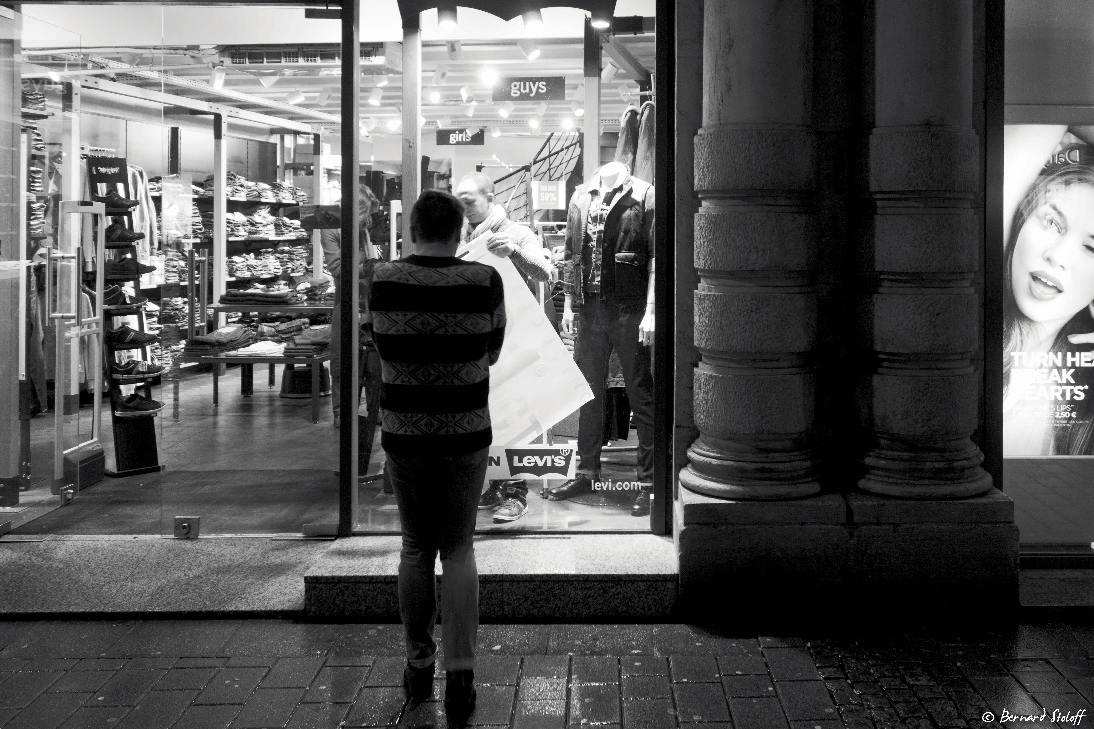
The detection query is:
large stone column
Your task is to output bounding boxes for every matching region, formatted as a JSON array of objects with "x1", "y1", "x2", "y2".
[
  {"x1": 858, "y1": 0, "x2": 993, "y2": 499},
  {"x1": 679, "y1": 0, "x2": 820, "y2": 500}
]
